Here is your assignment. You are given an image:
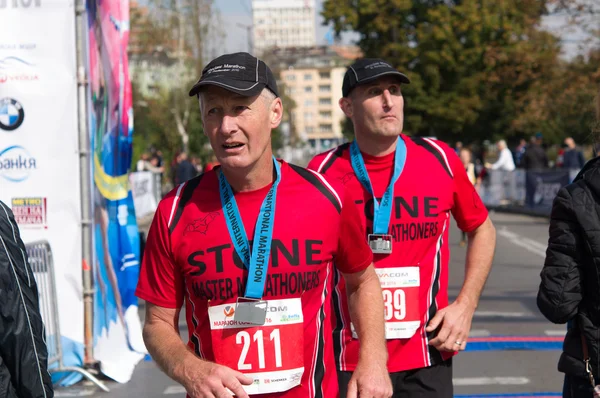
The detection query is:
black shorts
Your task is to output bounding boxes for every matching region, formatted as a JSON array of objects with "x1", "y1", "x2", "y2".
[{"x1": 337, "y1": 358, "x2": 453, "y2": 398}]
